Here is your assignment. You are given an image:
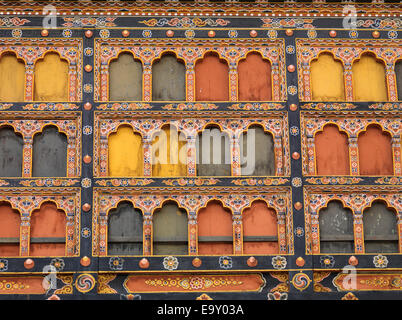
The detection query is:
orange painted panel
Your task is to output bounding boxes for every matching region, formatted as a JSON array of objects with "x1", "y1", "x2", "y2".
[
  {"x1": 242, "y1": 200, "x2": 278, "y2": 255},
  {"x1": 124, "y1": 274, "x2": 265, "y2": 293},
  {"x1": 238, "y1": 52, "x2": 272, "y2": 101},
  {"x1": 30, "y1": 202, "x2": 66, "y2": 256},
  {"x1": 0, "y1": 277, "x2": 46, "y2": 294},
  {"x1": 198, "y1": 200, "x2": 233, "y2": 255},
  {"x1": 358, "y1": 125, "x2": 393, "y2": 175},
  {"x1": 315, "y1": 124, "x2": 350, "y2": 175},
  {"x1": 0, "y1": 204, "x2": 20, "y2": 256},
  {"x1": 195, "y1": 52, "x2": 229, "y2": 101},
  {"x1": 243, "y1": 242, "x2": 279, "y2": 255}
]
